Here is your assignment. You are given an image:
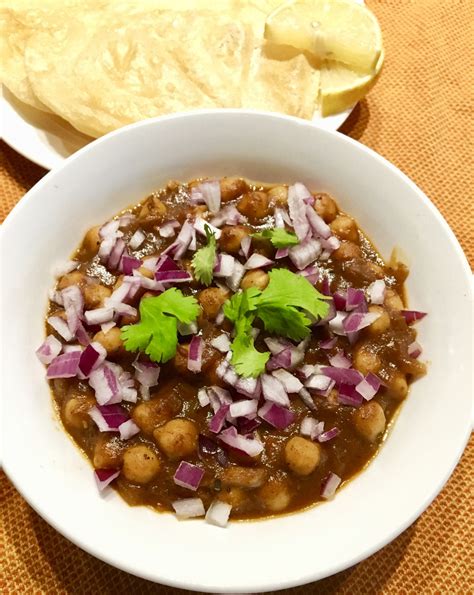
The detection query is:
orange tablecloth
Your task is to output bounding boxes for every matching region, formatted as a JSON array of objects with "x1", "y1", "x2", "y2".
[{"x1": 1, "y1": 0, "x2": 473, "y2": 592}]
